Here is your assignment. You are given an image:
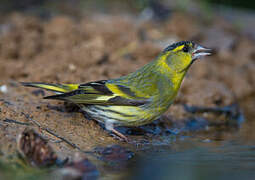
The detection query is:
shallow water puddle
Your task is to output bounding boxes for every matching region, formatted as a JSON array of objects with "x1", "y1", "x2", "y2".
[{"x1": 129, "y1": 142, "x2": 255, "y2": 180}]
